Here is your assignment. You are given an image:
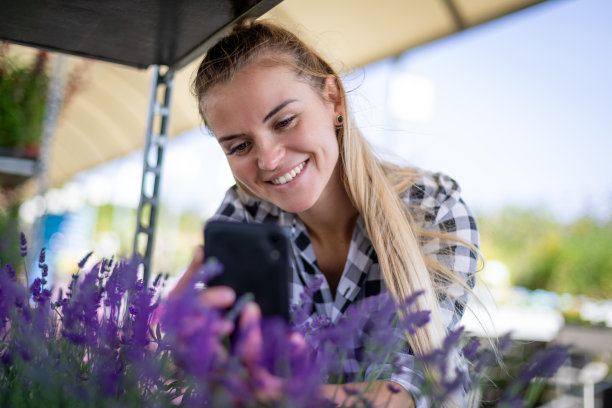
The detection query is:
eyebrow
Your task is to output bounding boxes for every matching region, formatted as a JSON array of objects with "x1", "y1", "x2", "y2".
[
  {"x1": 218, "y1": 133, "x2": 244, "y2": 144},
  {"x1": 262, "y1": 99, "x2": 298, "y2": 123},
  {"x1": 217, "y1": 99, "x2": 298, "y2": 143}
]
